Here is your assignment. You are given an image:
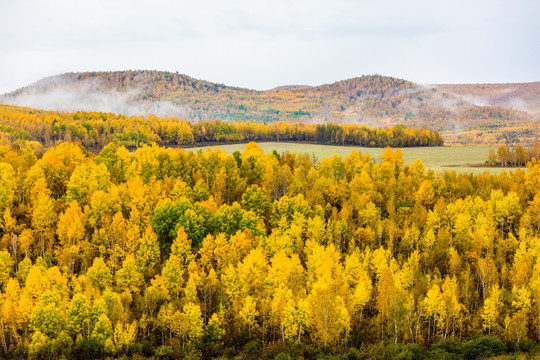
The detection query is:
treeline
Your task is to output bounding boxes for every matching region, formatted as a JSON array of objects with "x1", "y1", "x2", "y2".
[
  {"x1": 0, "y1": 104, "x2": 443, "y2": 151},
  {"x1": 487, "y1": 141, "x2": 540, "y2": 167},
  {"x1": 487, "y1": 140, "x2": 540, "y2": 167},
  {"x1": 1, "y1": 140, "x2": 540, "y2": 359}
]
